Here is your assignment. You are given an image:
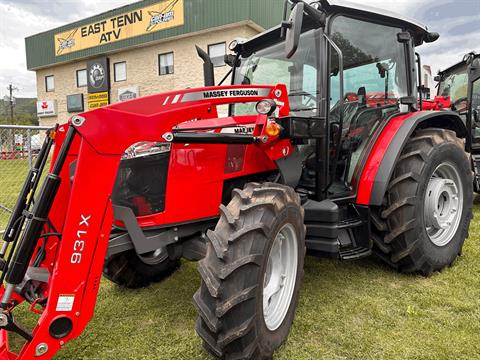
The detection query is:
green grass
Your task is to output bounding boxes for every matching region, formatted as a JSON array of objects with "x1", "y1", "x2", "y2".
[
  {"x1": 55, "y1": 200, "x2": 480, "y2": 359},
  {"x1": 1, "y1": 158, "x2": 479, "y2": 359}
]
